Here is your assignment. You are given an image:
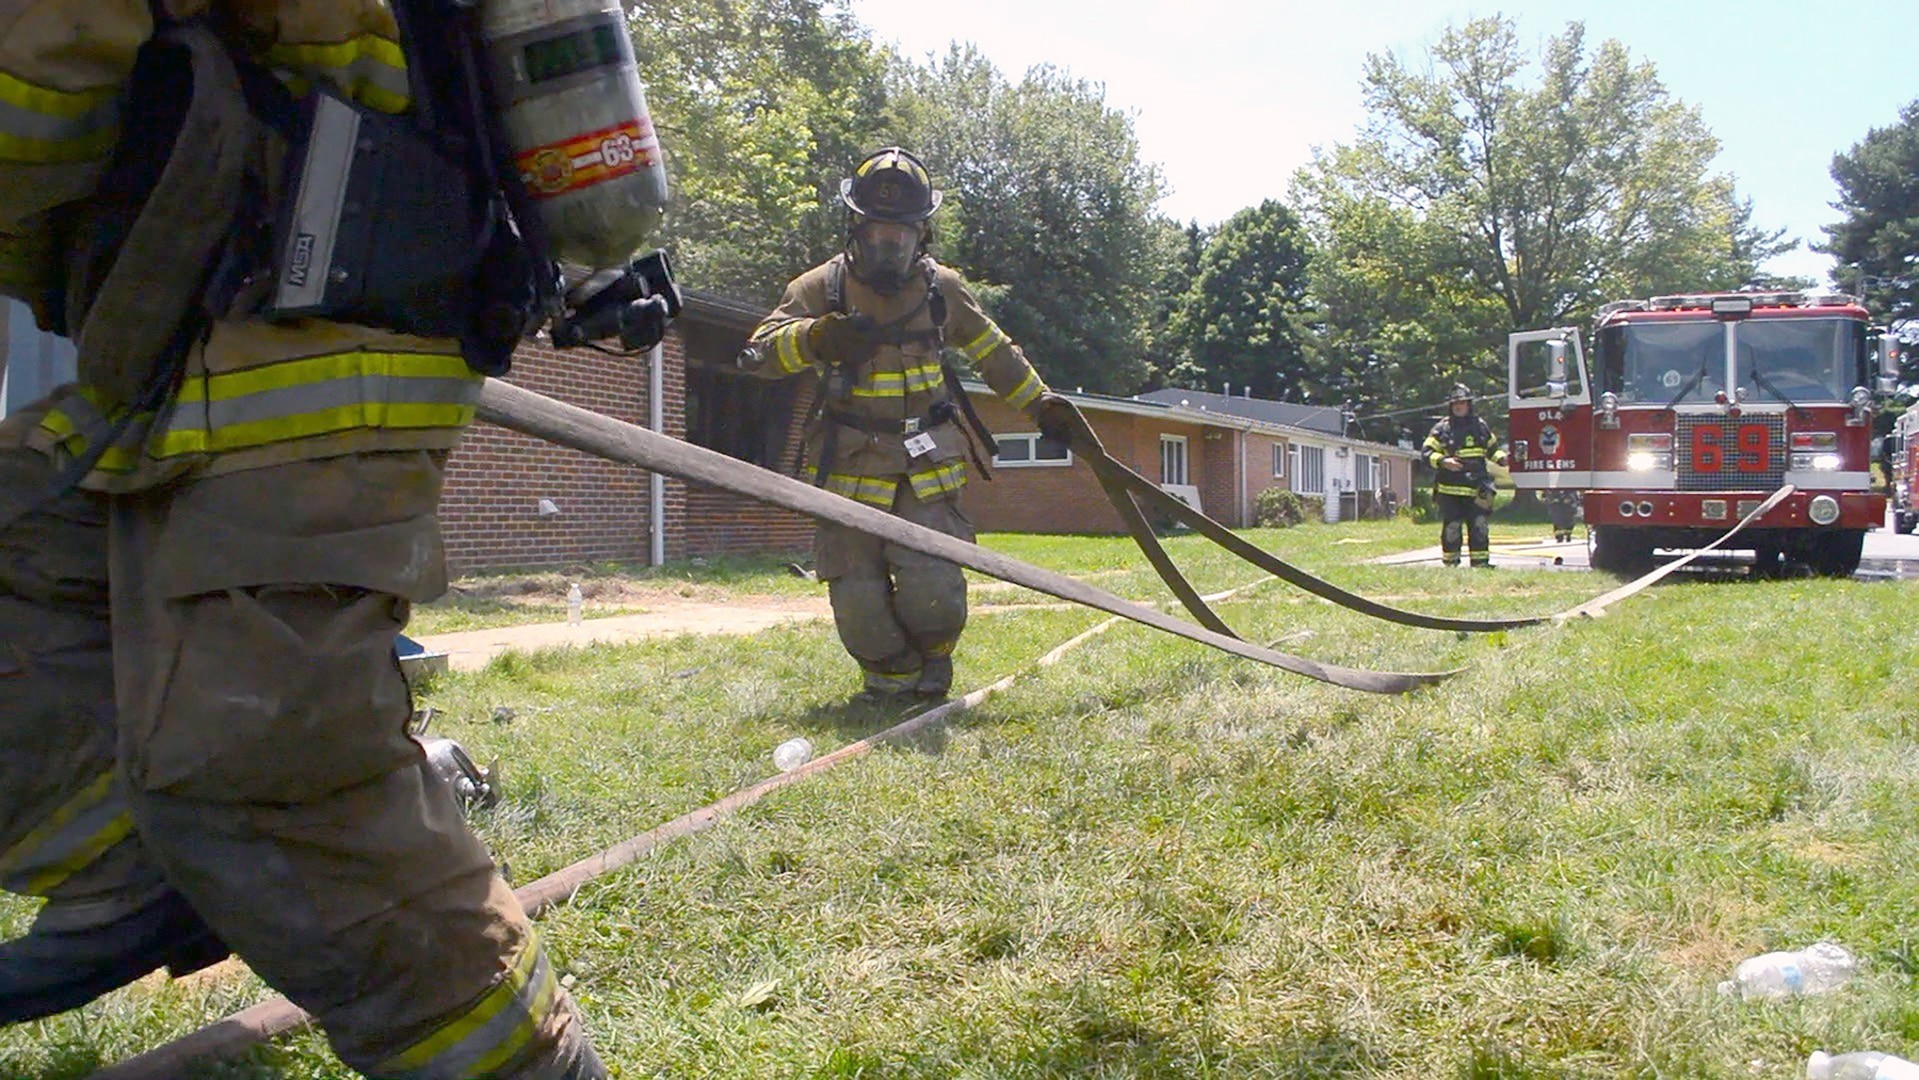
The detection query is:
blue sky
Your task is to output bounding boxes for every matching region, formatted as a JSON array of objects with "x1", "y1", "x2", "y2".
[{"x1": 848, "y1": 0, "x2": 1916, "y2": 287}]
